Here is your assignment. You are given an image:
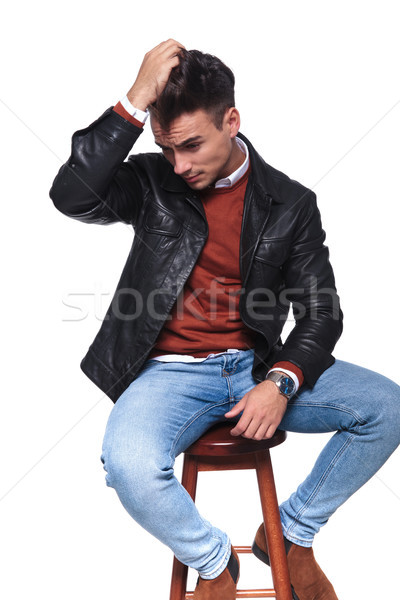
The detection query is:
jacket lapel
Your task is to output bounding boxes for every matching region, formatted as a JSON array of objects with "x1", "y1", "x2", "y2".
[
  {"x1": 237, "y1": 132, "x2": 285, "y2": 285},
  {"x1": 240, "y1": 176, "x2": 272, "y2": 285},
  {"x1": 160, "y1": 159, "x2": 208, "y2": 232}
]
